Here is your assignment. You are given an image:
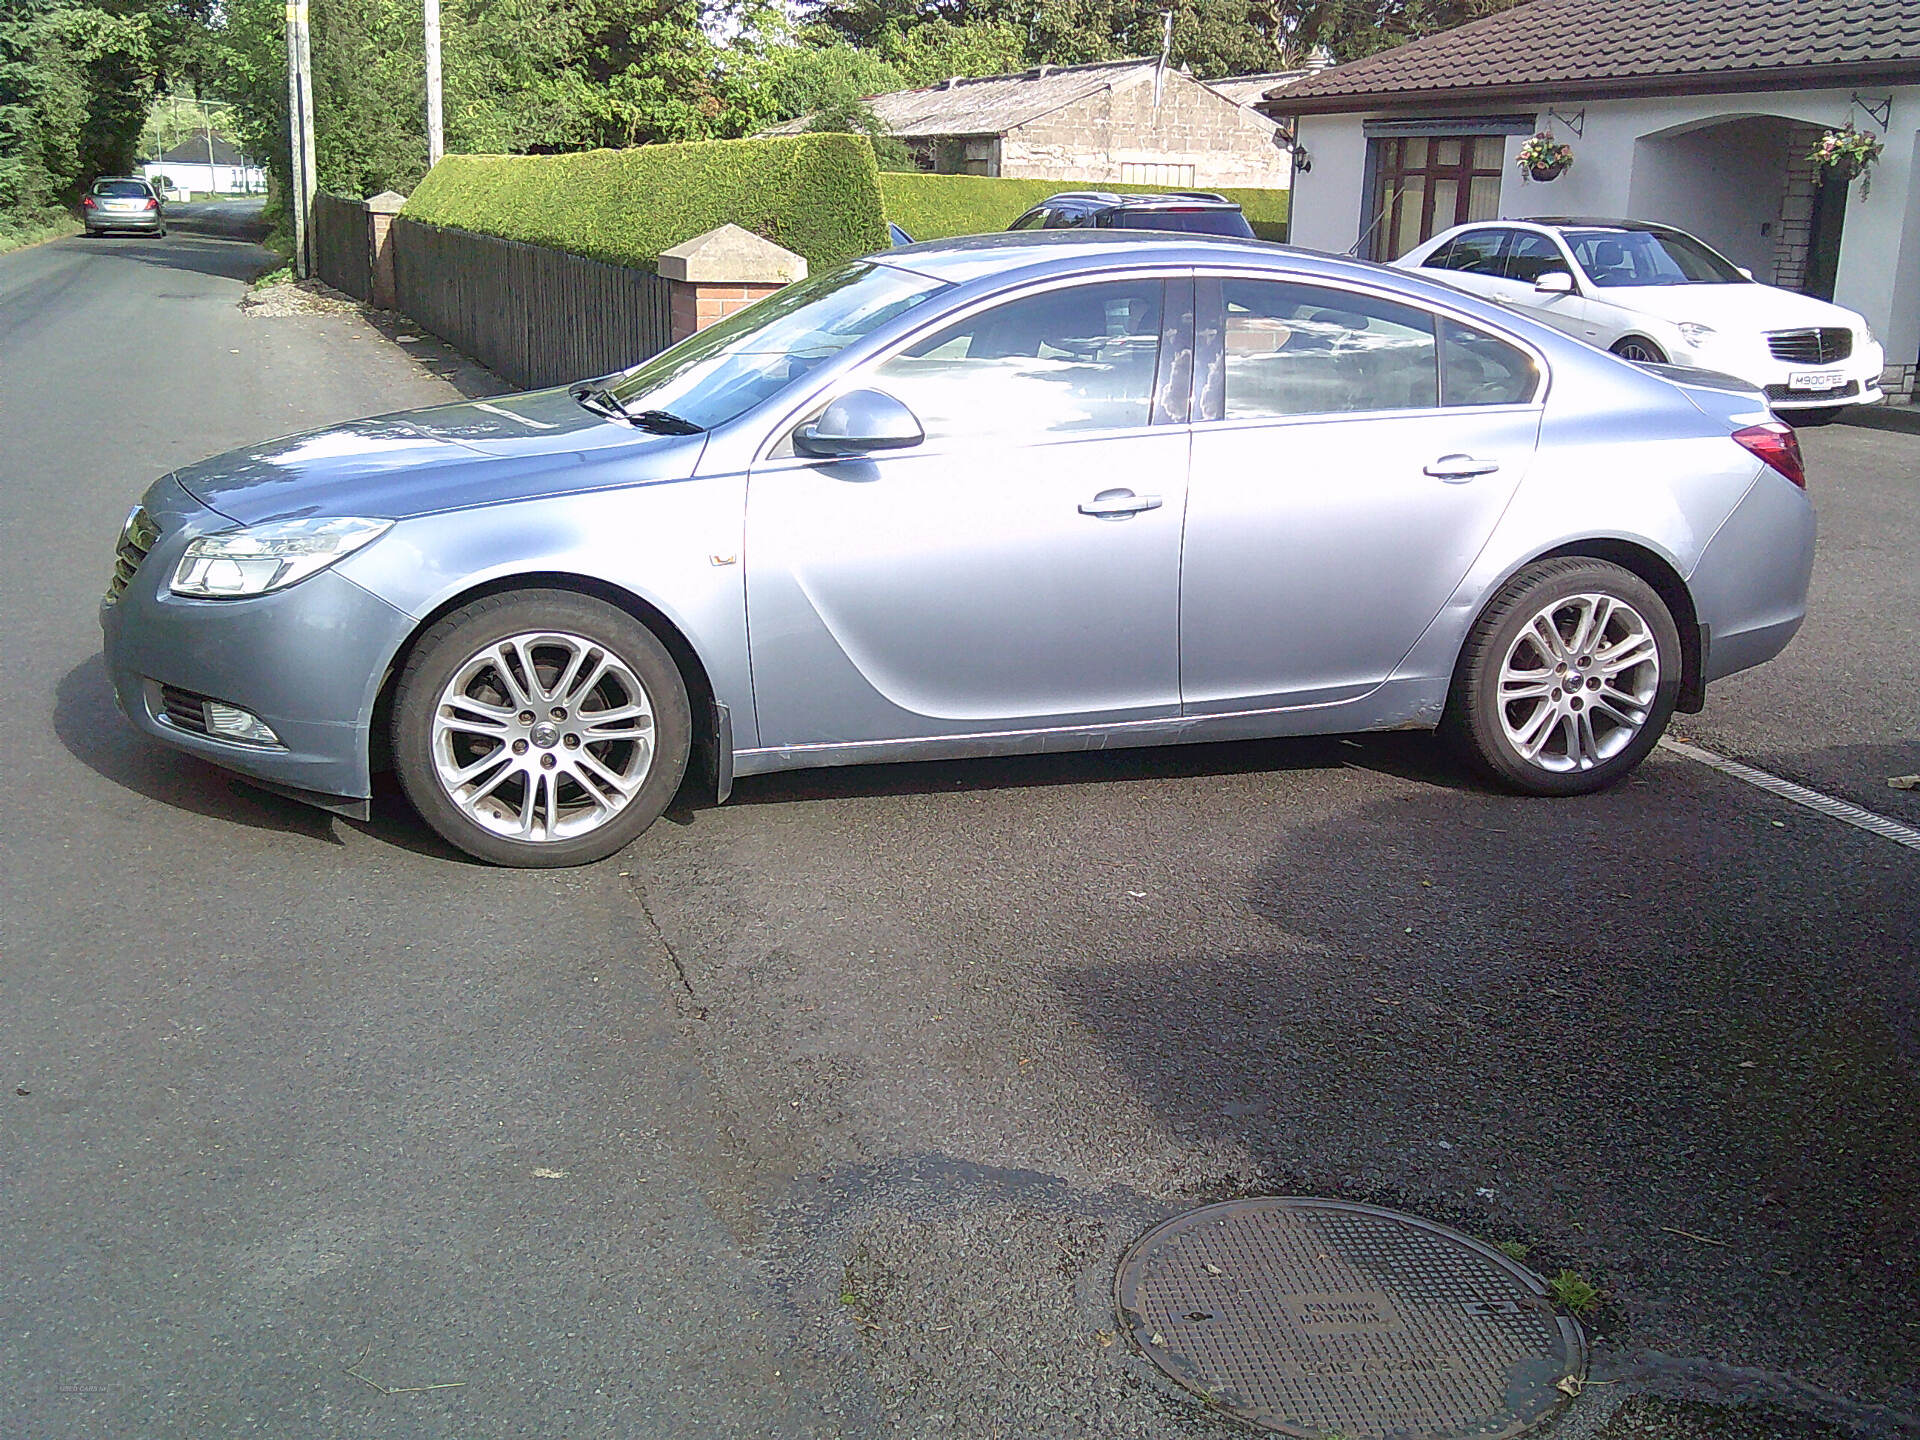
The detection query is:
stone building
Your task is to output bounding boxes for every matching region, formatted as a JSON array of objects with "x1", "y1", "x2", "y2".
[{"x1": 768, "y1": 60, "x2": 1293, "y2": 191}]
